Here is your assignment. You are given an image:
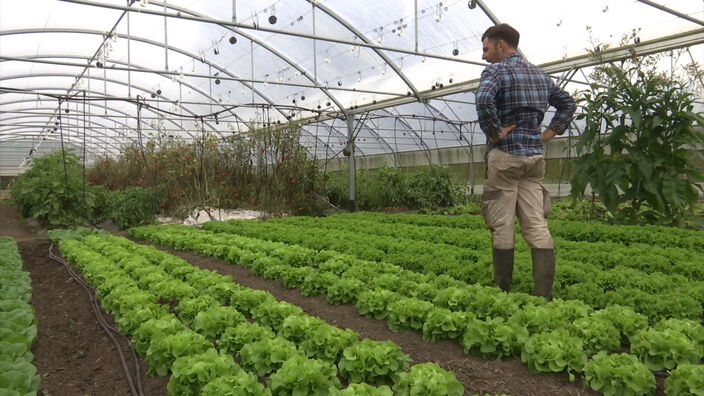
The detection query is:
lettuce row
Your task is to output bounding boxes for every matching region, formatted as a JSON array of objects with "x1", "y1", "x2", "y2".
[
  {"x1": 202, "y1": 215, "x2": 704, "y2": 321},
  {"x1": 0, "y1": 237, "x2": 41, "y2": 395},
  {"x1": 60, "y1": 233, "x2": 461, "y2": 395},
  {"x1": 130, "y1": 223, "x2": 704, "y2": 395}
]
